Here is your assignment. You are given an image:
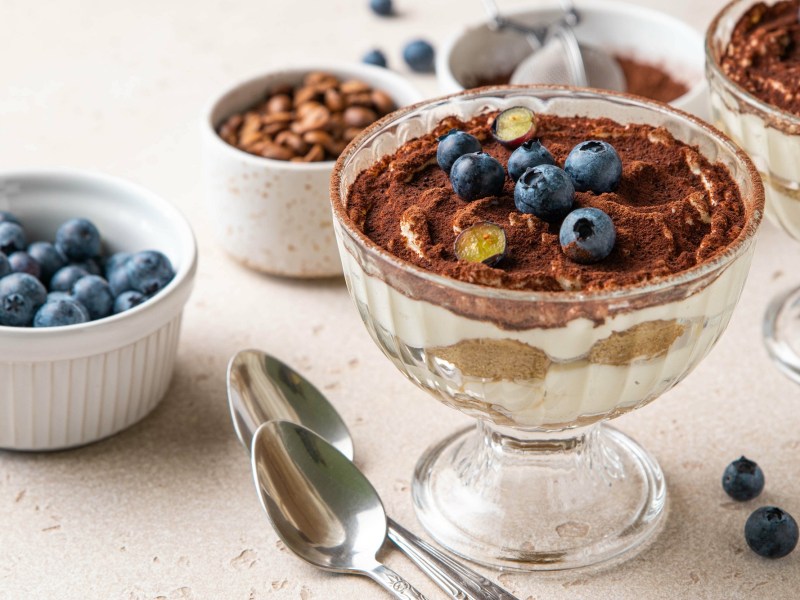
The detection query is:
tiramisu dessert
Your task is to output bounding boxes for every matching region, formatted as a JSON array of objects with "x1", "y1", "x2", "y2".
[
  {"x1": 708, "y1": 0, "x2": 800, "y2": 239},
  {"x1": 333, "y1": 94, "x2": 762, "y2": 429},
  {"x1": 331, "y1": 88, "x2": 762, "y2": 570}
]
